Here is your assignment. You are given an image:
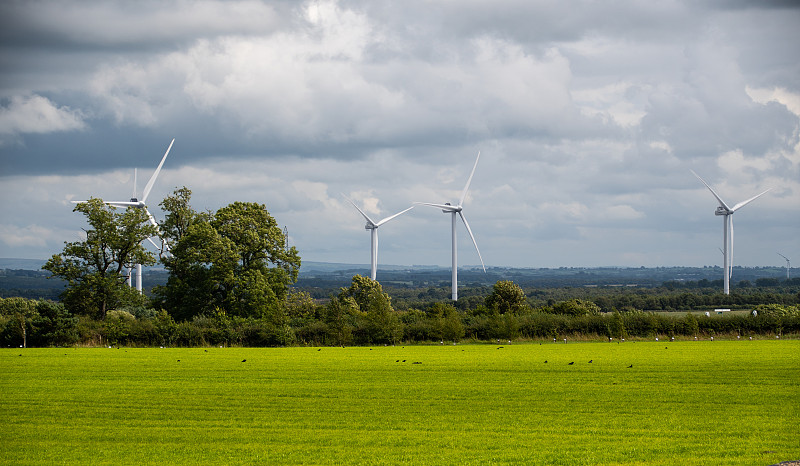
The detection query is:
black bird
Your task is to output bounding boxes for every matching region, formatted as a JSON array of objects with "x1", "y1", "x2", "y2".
[
  {"x1": 402, "y1": 360, "x2": 406, "y2": 362},
  {"x1": 317, "y1": 349, "x2": 321, "y2": 351},
  {"x1": 396, "y1": 360, "x2": 399, "y2": 362},
  {"x1": 627, "y1": 364, "x2": 633, "y2": 368},
  {"x1": 242, "y1": 359, "x2": 247, "y2": 363},
  {"x1": 589, "y1": 360, "x2": 593, "y2": 363},
  {"x1": 568, "y1": 362, "x2": 574, "y2": 365},
  {"x1": 544, "y1": 360, "x2": 548, "y2": 363},
  {"x1": 497, "y1": 346, "x2": 504, "y2": 349}
]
